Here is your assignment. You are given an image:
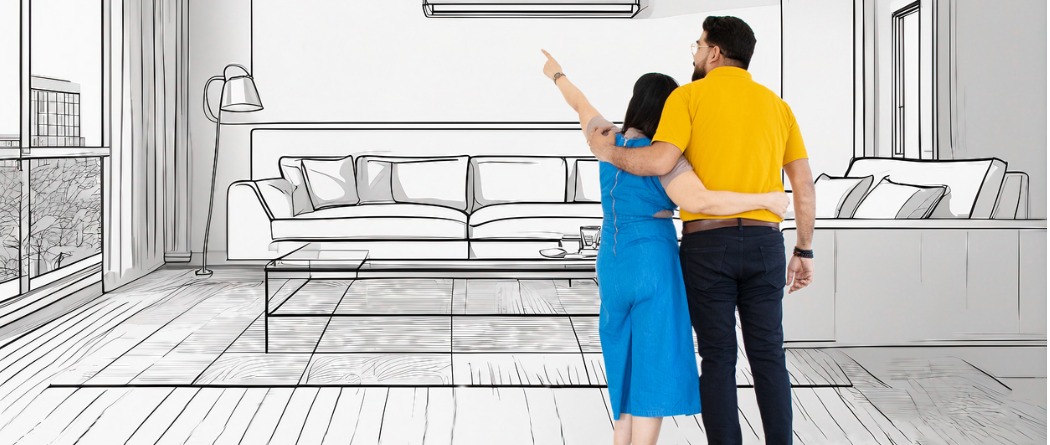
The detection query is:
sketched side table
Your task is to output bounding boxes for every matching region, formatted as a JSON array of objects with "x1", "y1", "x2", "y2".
[{"x1": 264, "y1": 243, "x2": 369, "y2": 353}]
